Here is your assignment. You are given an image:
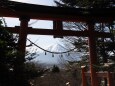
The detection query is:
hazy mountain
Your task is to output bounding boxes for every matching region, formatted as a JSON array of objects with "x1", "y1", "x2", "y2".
[{"x1": 31, "y1": 43, "x2": 82, "y2": 66}]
